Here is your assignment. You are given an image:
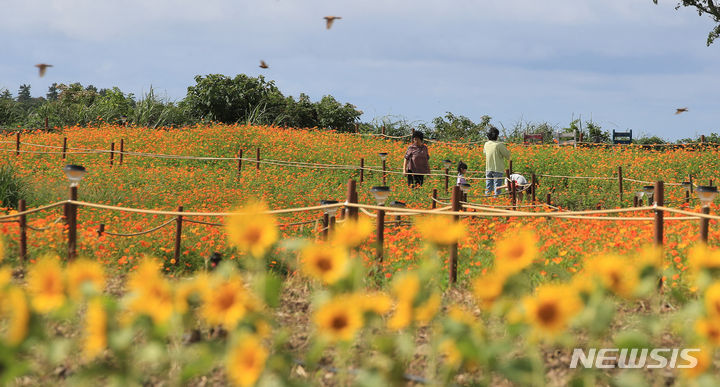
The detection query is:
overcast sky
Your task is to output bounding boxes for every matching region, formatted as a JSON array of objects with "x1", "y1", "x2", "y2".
[{"x1": 1, "y1": 0, "x2": 718, "y2": 140}]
